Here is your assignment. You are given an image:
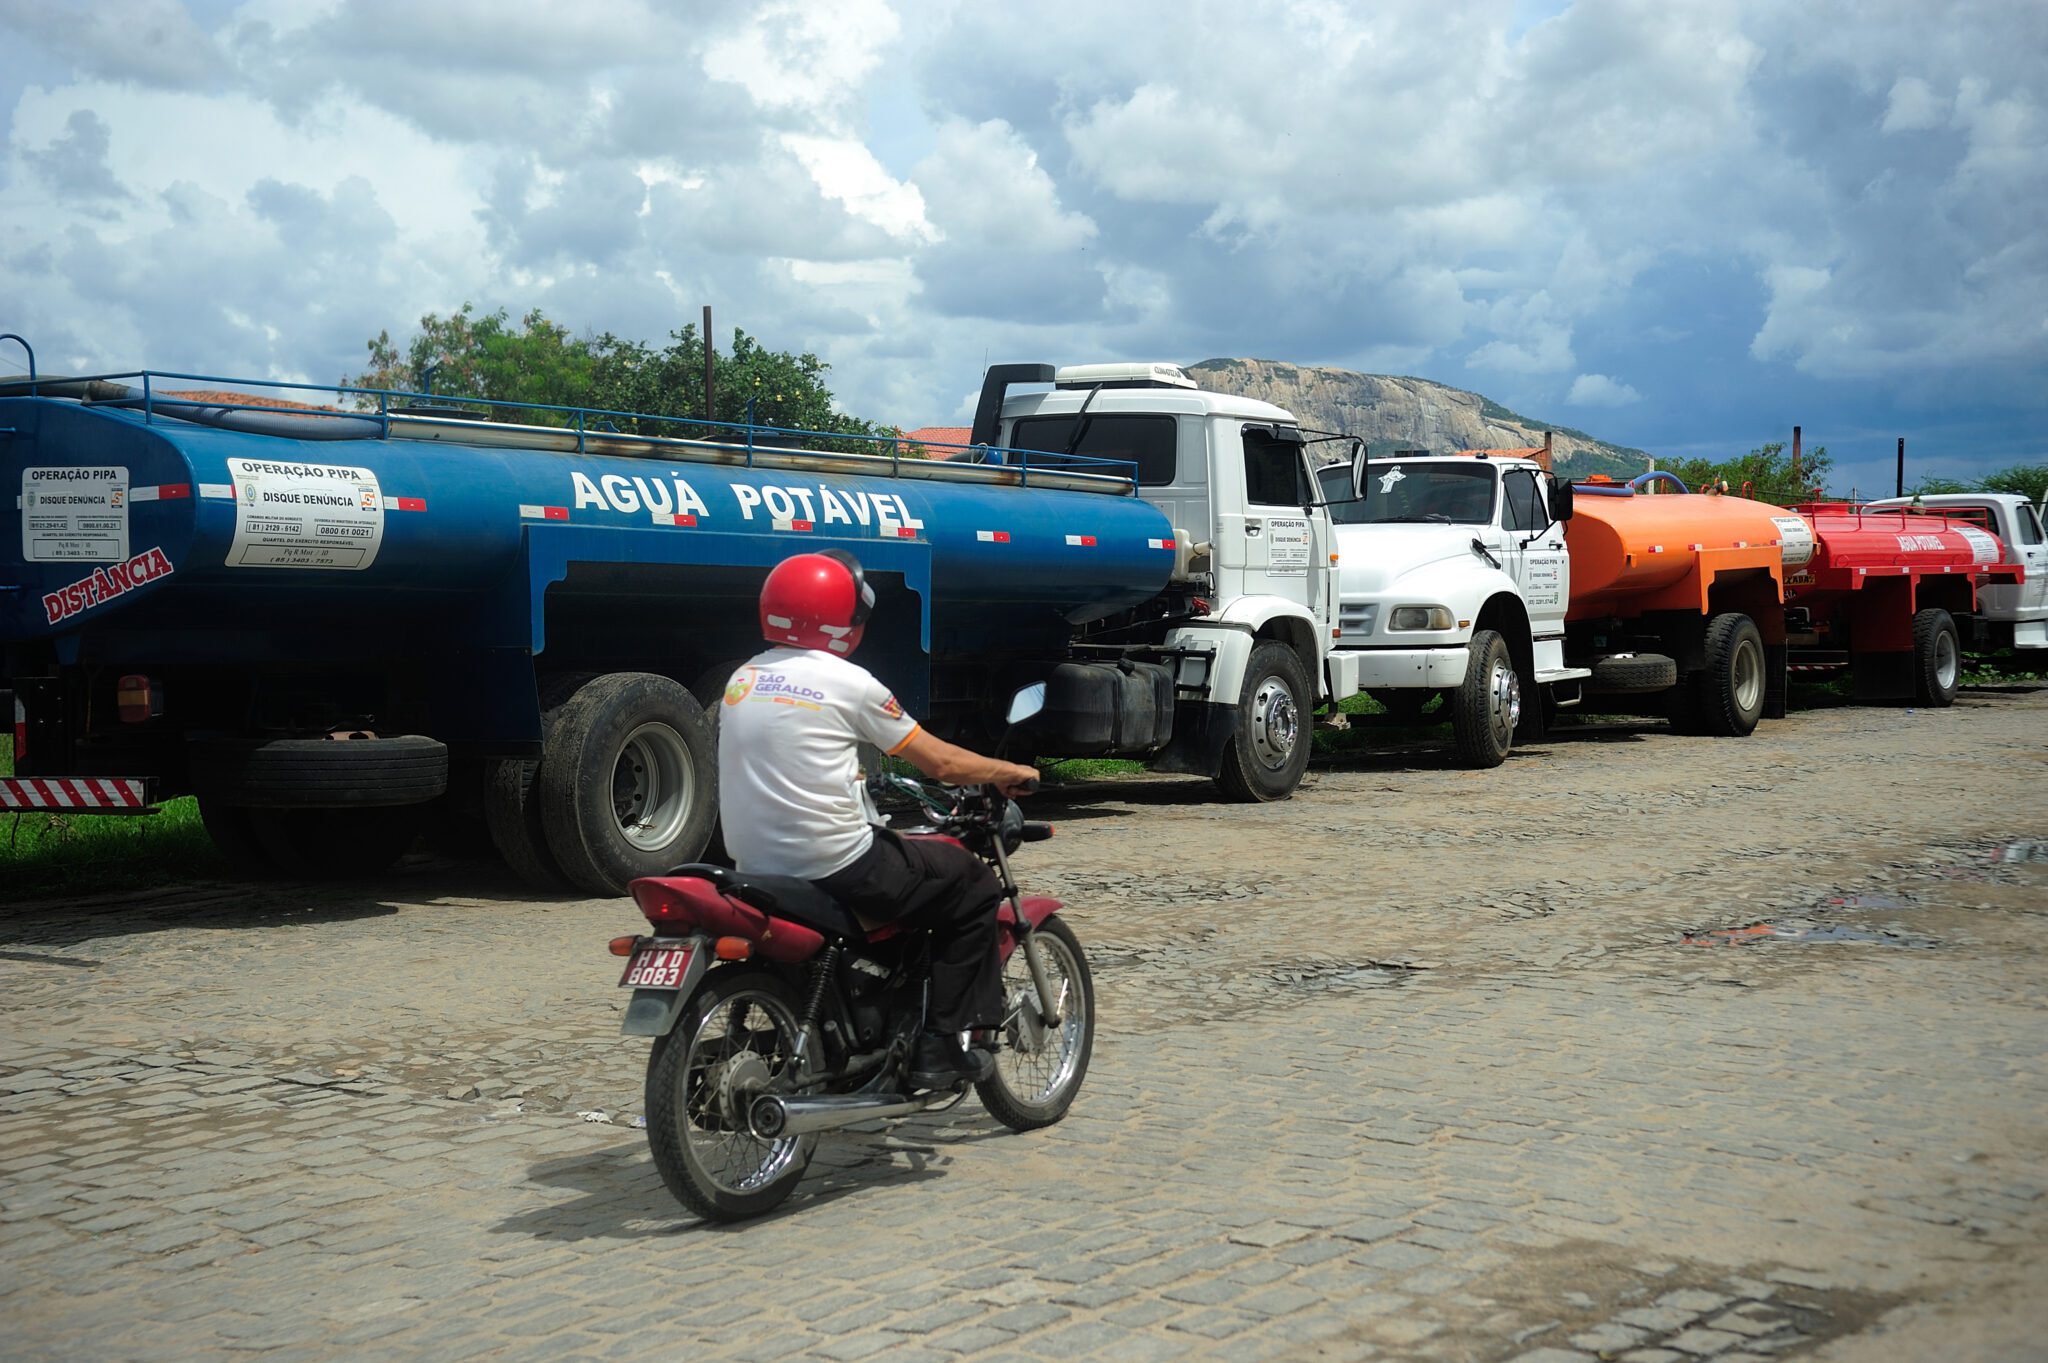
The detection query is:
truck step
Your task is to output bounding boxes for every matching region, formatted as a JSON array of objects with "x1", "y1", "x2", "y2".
[{"x1": 1534, "y1": 667, "x2": 1591, "y2": 683}]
